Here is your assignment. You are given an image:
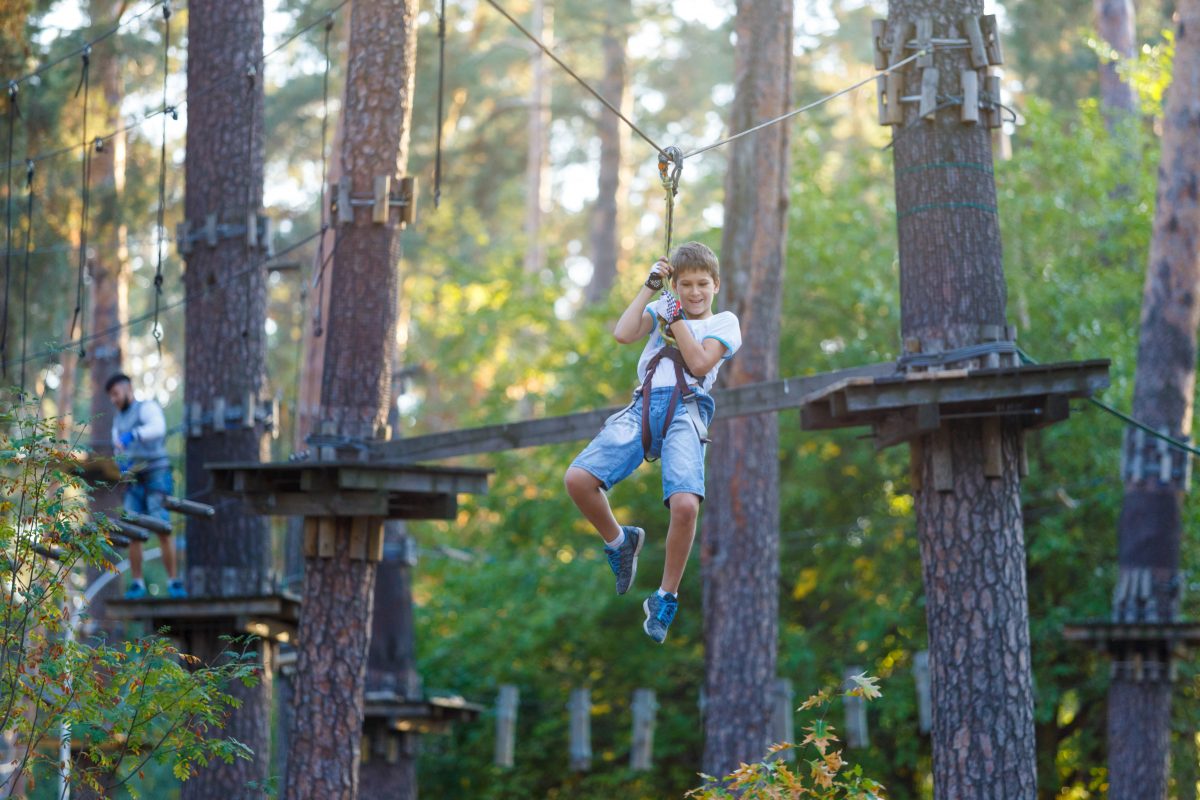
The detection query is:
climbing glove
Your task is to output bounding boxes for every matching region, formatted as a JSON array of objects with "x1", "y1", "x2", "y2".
[
  {"x1": 660, "y1": 291, "x2": 684, "y2": 327},
  {"x1": 644, "y1": 259, "x2": 672, "y2": 292}
]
